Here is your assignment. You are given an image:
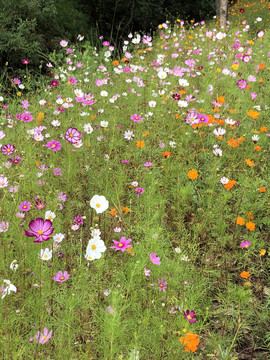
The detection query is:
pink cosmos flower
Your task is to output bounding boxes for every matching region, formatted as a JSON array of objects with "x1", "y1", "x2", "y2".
[
  {"x1": 150, "y1": 252, "x2": 160, "y2": 265},
  {"x1": 35, "y1": 327, "x2": 53, "y2": 344},
  {"x1": 240, "y1": 241, "x2": 251, "y2": 248},
  {"x1": 13, "y1": 78, "x2": 21, "y2": 85},
  {"x1": 0, "y1": 221, "x2": 9, "y2": 232},
  {"x1": 22, "y1": 59, "x2": 30, "y2": 65},
  {"x1": 24, "y1": 218, "x2": 54, "y2": 243},
  {"x1": 65, "y1": 127, "x2": 82, "y2": 144},
  {"x1": 184, "y1": 309, "x2": 197, "y2": 323},
  {"x1": 53, "y1": 270, "x2": 70, "y2": 282},
  {"x1": 46, "y1": 140, "x2": 62, "y2": 151},
  {"x1": 144, "y1": 267, "x2": 151, "y2": 277},
  {"x1": 135, "y1": 188, "x2": 144, "y2": 197},
  {"x1": 51, "y1": 80, "x2": 59, "y2": 87},
  {"x1": 131, "y1": 113, "x2": 143, "y2": 122},
  {"x1": 1, "y1": 144, "x2": 15, "y2": 155},
  {"x1": 53, "y1": 168, "x2": 62, "y2": 176},
  {"x1": 0, "y1": 130, "x2": 6, "y2": 140},
  {"x1": 22, "y1": 112, "x2": 33, "y2": 123},
  {"x1": 68, "y1": 77, "x2": 77, "y2": 85},
  {"x1": 158, "y1": 278, "x2": 167, "y2": 292},
  {"x1": 18, "y1": 201, "x2": 31, "y2": 211},
  {"x1": 110, "y1": 237, "x2": 132, "y2": 251}
]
